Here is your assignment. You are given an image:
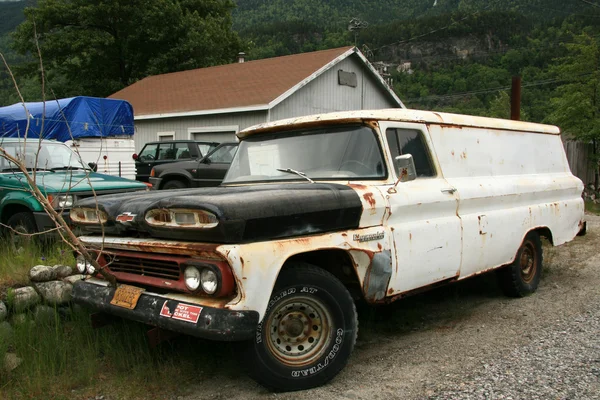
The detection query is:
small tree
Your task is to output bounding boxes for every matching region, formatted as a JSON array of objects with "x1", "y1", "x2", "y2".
[
  {"x1": 546, "y1": 31, "x2": 600, "y2": 187},
  {"x1": 11, "y1": 0, "x2": 241, "y2": 98},
  {"x1": 1, "y1": 51, "x2": 116, "y2": 285}
]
